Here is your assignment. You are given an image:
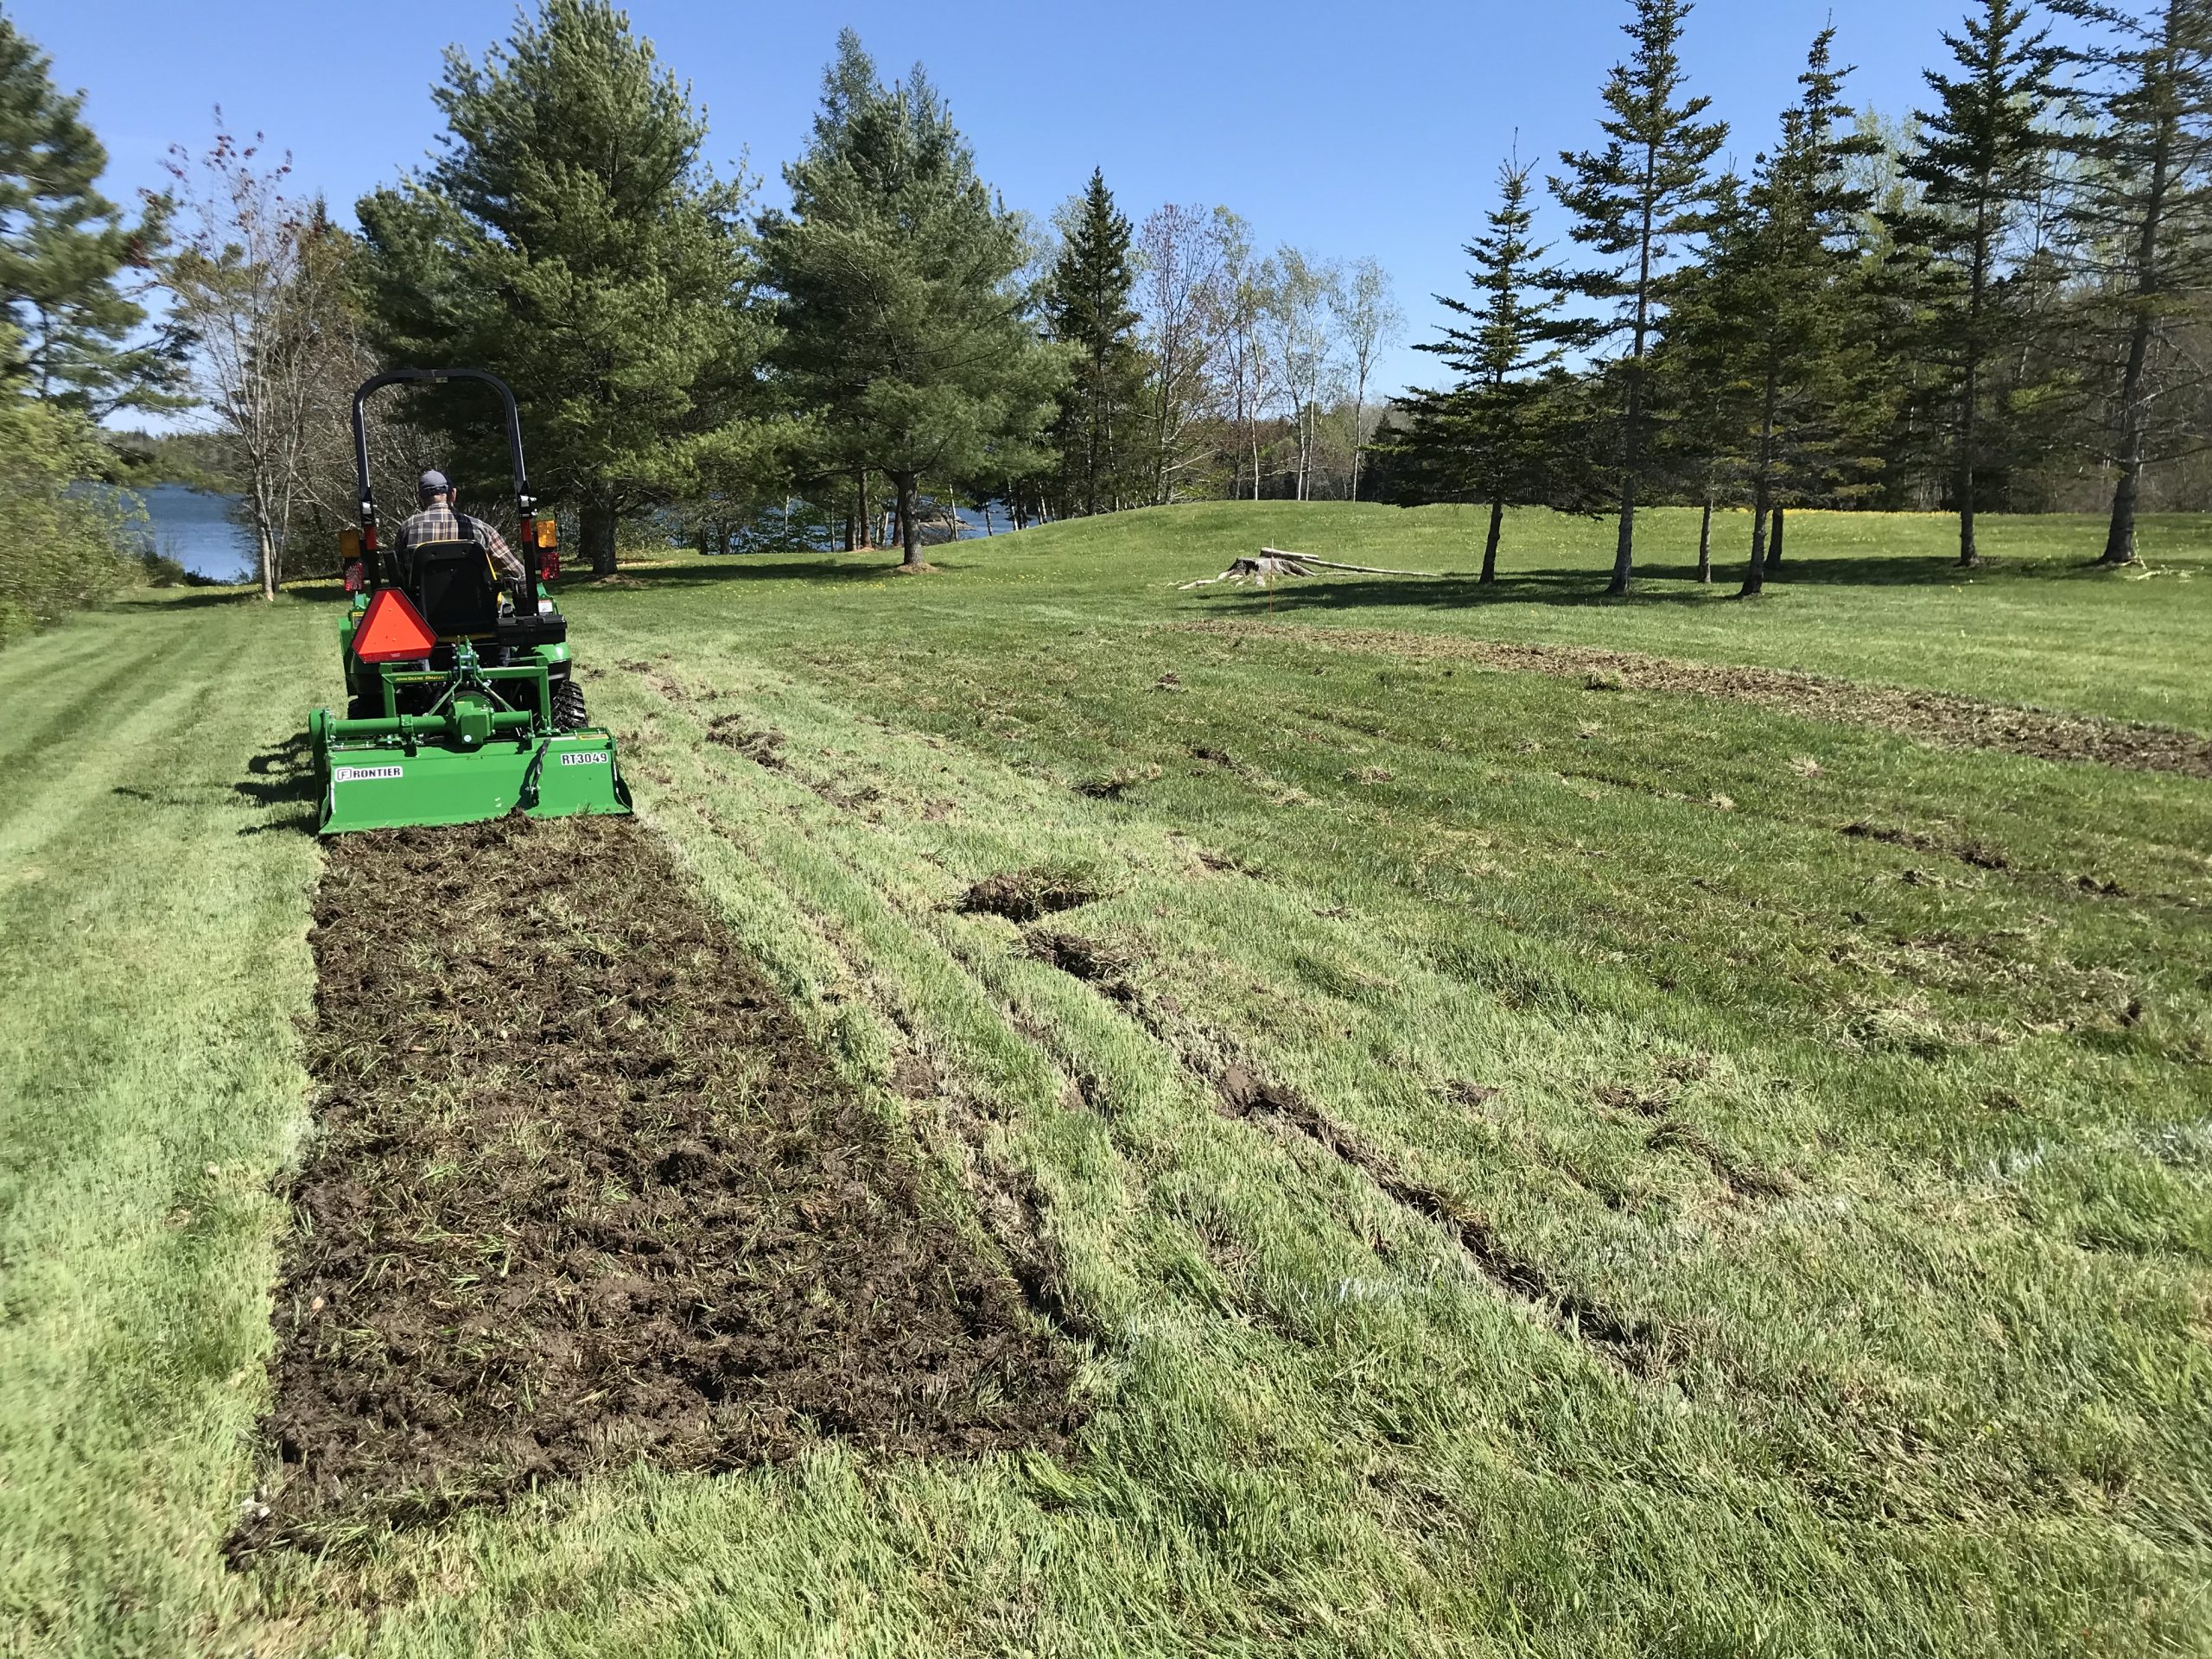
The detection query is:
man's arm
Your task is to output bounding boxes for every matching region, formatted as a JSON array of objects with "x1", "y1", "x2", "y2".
[{"x1": 472, "y1": 516, "x2": 526, "y2": 581}]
